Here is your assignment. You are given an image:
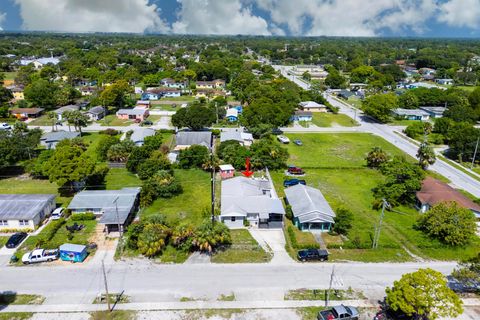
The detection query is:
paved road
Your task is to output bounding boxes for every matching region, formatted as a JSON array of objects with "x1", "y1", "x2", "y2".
[{"x1": 274, "y1": 65, "x2": 480, "y2": 198}]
